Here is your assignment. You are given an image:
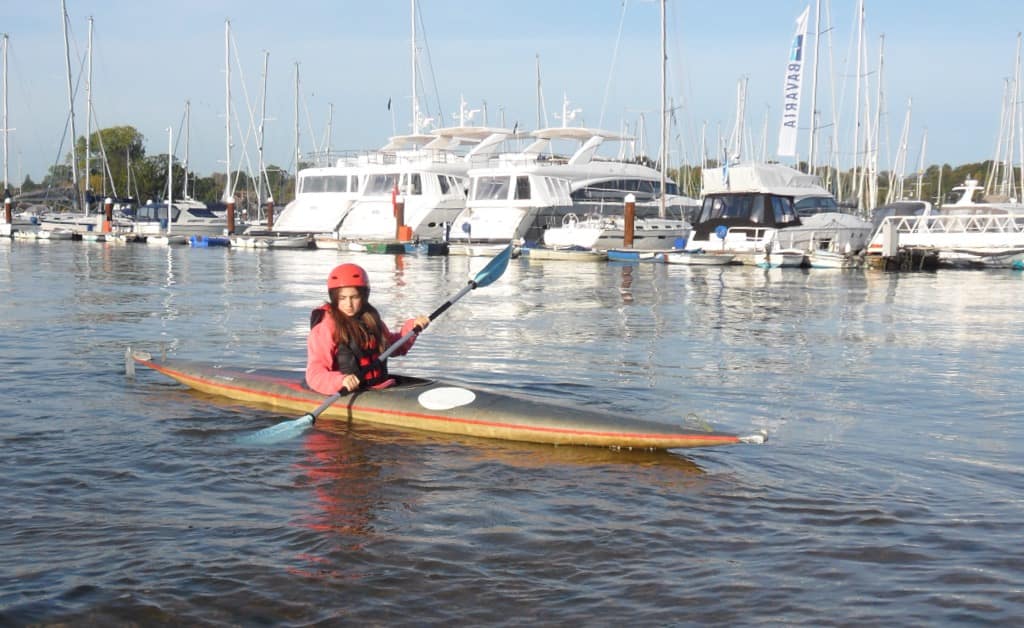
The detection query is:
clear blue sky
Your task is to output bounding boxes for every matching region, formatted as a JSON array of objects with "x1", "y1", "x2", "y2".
[{"x1": 2, "y1": 0, "x2": 1022, "y2": 187}]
